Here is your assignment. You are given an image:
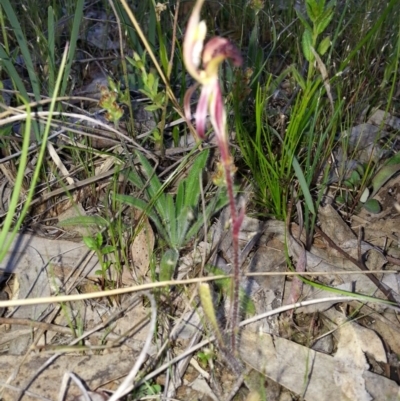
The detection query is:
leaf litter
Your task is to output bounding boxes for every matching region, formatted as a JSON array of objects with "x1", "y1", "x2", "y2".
[{"x1": 3, "y1": 190, "x2": 400, "y2": 399}]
